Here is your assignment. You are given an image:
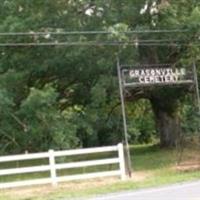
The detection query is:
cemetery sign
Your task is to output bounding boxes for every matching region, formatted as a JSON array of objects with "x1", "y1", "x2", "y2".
[{"x1": 122, "y1": 67, "x2": 194, "y2": 87}]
